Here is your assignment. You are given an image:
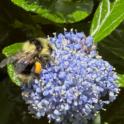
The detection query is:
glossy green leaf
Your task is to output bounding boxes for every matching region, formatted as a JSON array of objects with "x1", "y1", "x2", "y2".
[
  {"x1": 2, "y1": 43, "x2": 23, "y2": 57},
  {"x1": 97, "y1": 22, "x2": 124, "y2": 87},
  {"x1": 11, "y1": 0, "x2": 93, "y2": 23},
  {"x1": 90, "y1": 0, "x2": 124, "y2": 42},
  {"x1": 98, "y1": 22, "x2": 124, "y2": 73},
  {"x1": 6, "y1": 64, "x2": 21, "y2": 86},
  {"x1": 118, "y1": 74, "x2": 124, "y2": 87},
  {"x1": 2, "y1": 43, "x2": 23, "y2": 86},
  {"x1": 93, "y1": 112, "x2": 101, "y2": 124}
]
